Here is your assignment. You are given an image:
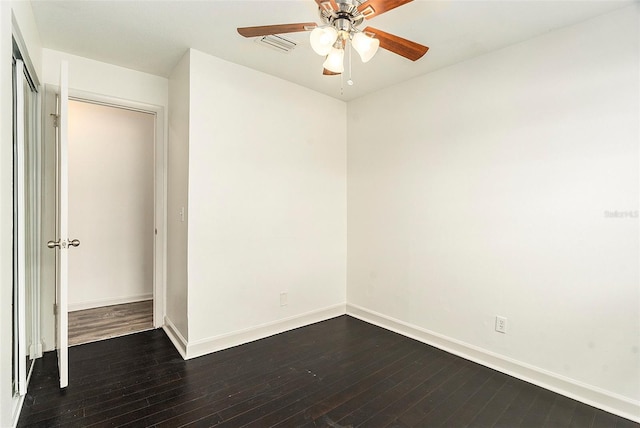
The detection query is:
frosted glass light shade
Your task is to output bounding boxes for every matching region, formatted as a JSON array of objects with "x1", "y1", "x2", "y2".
[
  {"x1": 323, "y1": 48, "x2": 345, "y2": 73},
  {"x1": 351, "y1": 32, "x2": 380, "y2": 63},
  {"x1": 310, "y1": 27, "x2": 338, "y2": 56}
]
